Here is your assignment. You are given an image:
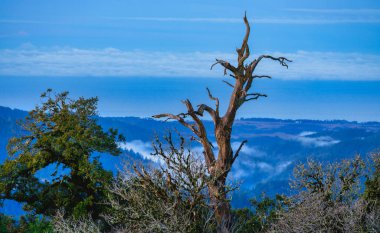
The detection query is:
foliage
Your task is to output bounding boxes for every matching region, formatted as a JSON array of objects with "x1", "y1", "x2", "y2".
[
  {"x1": 232, "y1": 194, "x2": 288, "y2": 233},
  {"x1": 102, "y1": 133, "x2": 216, "y2": 233},
  {"x1": 270, "y1": 156, "x2": 379, "y2": 233},
  {"x1": 53, "y1": 210, "x2": 101, "y2": 233},
  {"x1": 0, "y1": 214, "x2": 16, "y2": 233},
  {"x1": 0, "y1": 89, "x2": 378, "y2": 232},
  {"x1": 49, "y1": 141, "x2": 379, "y2": 233},
  {"x1": 18, "y1": 215, "x2": 53, "y2": 233},
  {"x1": 0, "y1": 89, "x2": 124, "y2": 219},
  {"x1": 0, "y1": 214, "x2": 53, "y2": 233},
  {"x1": 291, "y1": 156, "x2": 366, "y2": 203},
  {"x1": 364, "y1": 152, "x2": 380, "y2": 207}
]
